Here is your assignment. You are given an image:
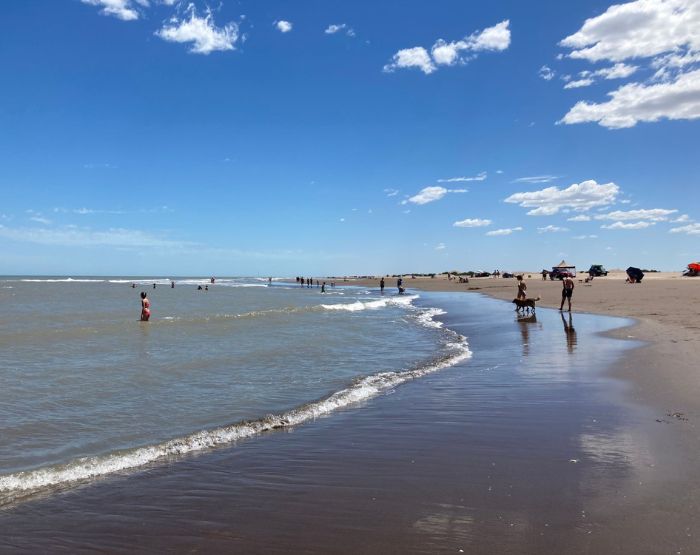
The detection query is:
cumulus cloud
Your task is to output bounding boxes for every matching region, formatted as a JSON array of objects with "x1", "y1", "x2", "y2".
[
  {"x1": 567, "y1": 214, "x2": 591, "y2": 222},
  {"x1": 601, "y1": 221, "x2": 655, "y2": 229},
  {"x1": 156, "y1": 4, "x2": 240, "y2": 54},
  {"x1": 669, "y1": 222, "x2": 700, "y2": 234},
  {"x1": 558, "y1": 0, "x2": 700, "y2": 128},
  {"x1": 438, "y1": 172, "x2": 487, "y2": 183},
  {"x1": 512, "y1": 175, "x2": 559, "y2": 184},
  {"x1": 384, "y1": 20, "x2": 510, "y2": 74},
  {"x1": 325, "y1": 23, "x2": 355, "y2": 37},
  {"x1": 539, "y1": 65, "x2": 556, "y2": 80},
  {"x1": 594, "y1": 208, "x2": 677, "y2": 221},
  {"x1": 404, "y1": 186, "x2": 467, "y2": 205},
  {"x1": 81, "y1": 0, "x2": 146, "y2": 21},
  {"x1": 486, "y1": 226, "x2": 523, "y2": 236},
  {"x1": 505, "y1": 180, "x2": 619, "y2": 216},
  {"x1": 560, "y1": 0, "x2": 700, "y2": 63},
  {"x1": 560, "y1": 68, "x2": 700, "y2": 128},
  {"x1": 453, "y1": 218, "x2": 492, "y2": 228},
  {"x1": 538, "y1": 225, "x2": 569, "y2": 233},
  {"x1": 274, "y1": 20, "x2": 292, "y2": 33}
]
